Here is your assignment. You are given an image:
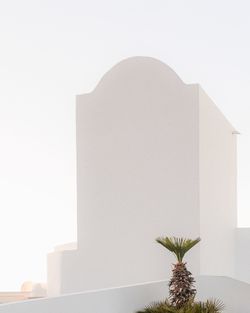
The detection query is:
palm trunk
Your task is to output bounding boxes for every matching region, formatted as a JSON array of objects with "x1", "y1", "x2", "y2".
[{"x1": 168, "y1": 262, "x2": 196, "y2": 308}]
